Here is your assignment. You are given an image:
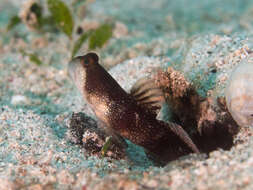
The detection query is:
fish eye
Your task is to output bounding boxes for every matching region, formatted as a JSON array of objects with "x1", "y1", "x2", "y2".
[
  {"x1": 79, "y1": 52, "x2": 99, "y2": 66},
  {"x1": 83, "y1": 58, "x2": 89, "y2": 65}
]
